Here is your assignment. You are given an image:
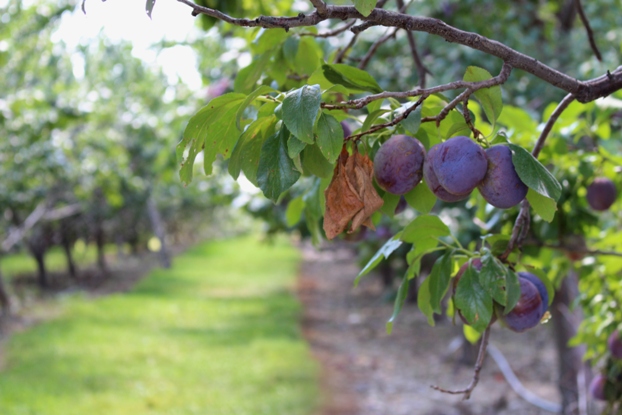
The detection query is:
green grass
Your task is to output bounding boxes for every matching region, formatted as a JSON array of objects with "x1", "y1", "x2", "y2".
[{"x1": 0, "y1": 236, "x2": 319, "y2": 415}]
